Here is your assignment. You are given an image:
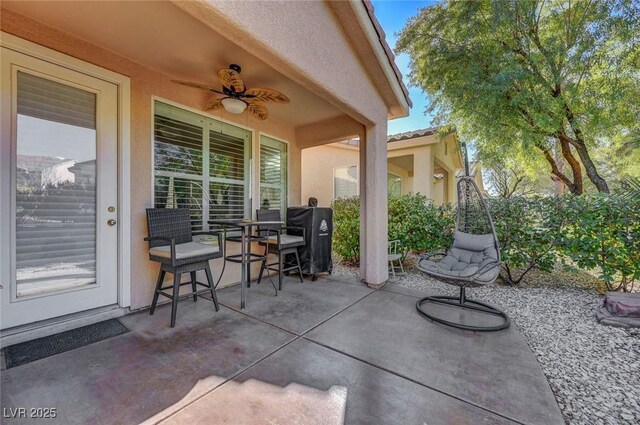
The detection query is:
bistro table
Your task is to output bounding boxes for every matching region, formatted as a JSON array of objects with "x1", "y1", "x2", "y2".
[{"x1": 209, "y1": 219, "x2": 284, "y2": 309}]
